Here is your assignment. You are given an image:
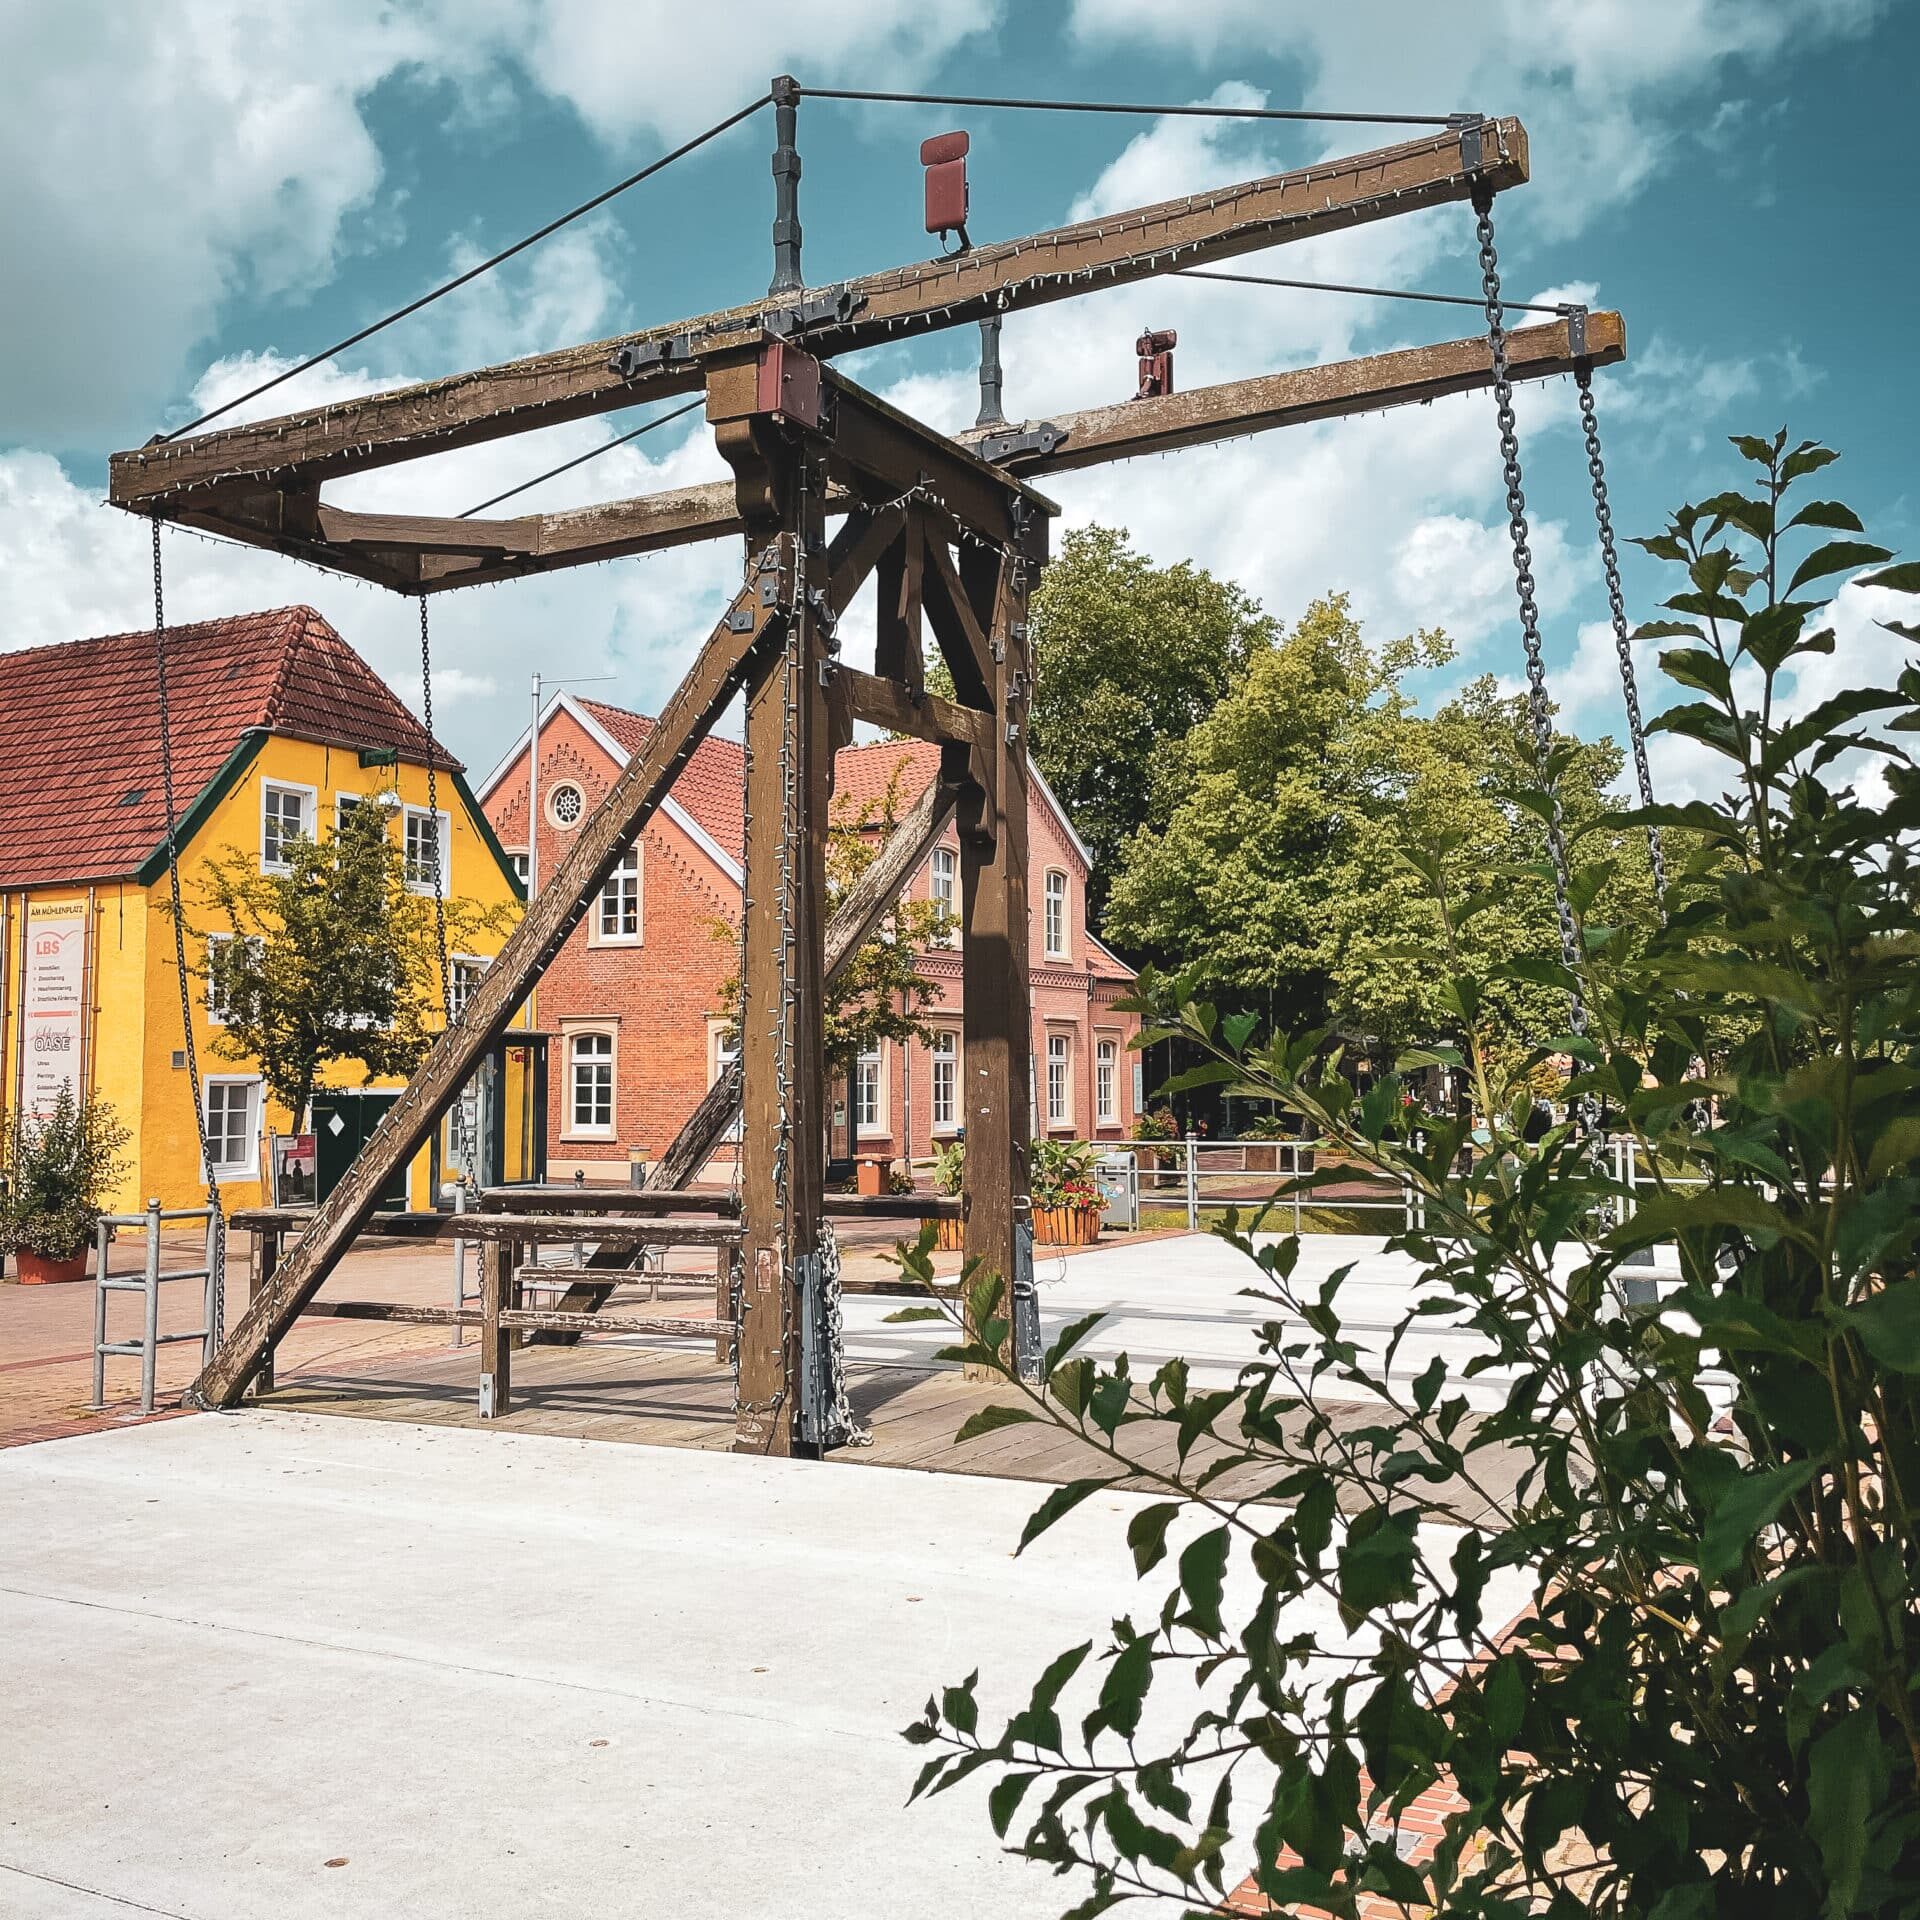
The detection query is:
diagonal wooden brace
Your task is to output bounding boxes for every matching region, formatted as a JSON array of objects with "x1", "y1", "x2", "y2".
[{"x1": 187, "y1": 535, "x2": 800, "y2": 1408}]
